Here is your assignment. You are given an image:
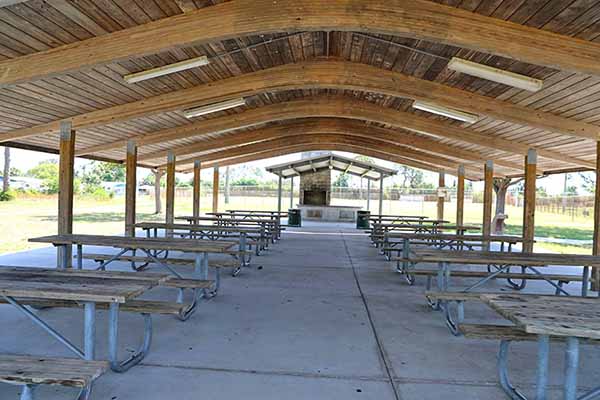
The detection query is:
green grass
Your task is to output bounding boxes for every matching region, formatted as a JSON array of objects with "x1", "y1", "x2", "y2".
[{"x1": 0, "y1": 194, "x2": 594, "y2": 255}]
